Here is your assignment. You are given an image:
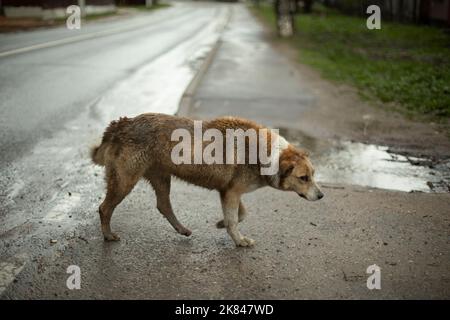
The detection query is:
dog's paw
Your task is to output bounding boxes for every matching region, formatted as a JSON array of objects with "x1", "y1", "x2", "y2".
[
  {"x1": 177, "y1": 226, "x2": 192, "y2": 237},
  {"x1": 216, "y1": 220, "x2": 226, "y2": 229},
  {"x1": 236, "y1": 236, "x2": 255, "y2": 247},
  {"x1": 104, "y1": 232, "x2": 121, "y2": 241}
]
